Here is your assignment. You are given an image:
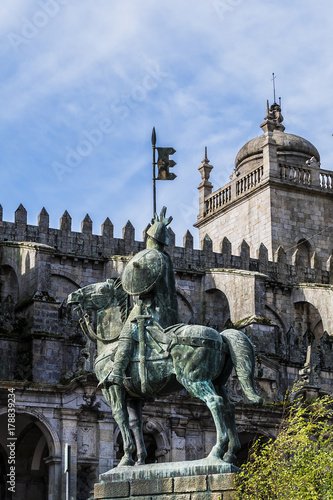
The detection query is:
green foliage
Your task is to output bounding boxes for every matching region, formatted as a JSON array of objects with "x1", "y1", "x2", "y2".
[{"x1": 235, "y1": 392, "x2": 333, "y2": 500}]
